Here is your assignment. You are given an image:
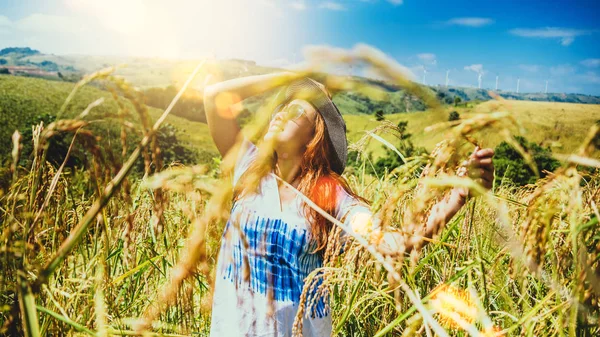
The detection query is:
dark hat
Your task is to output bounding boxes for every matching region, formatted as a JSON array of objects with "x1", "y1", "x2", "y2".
[{"x1": 284, "y1": 78, "x2": 347, "y2": 175}]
